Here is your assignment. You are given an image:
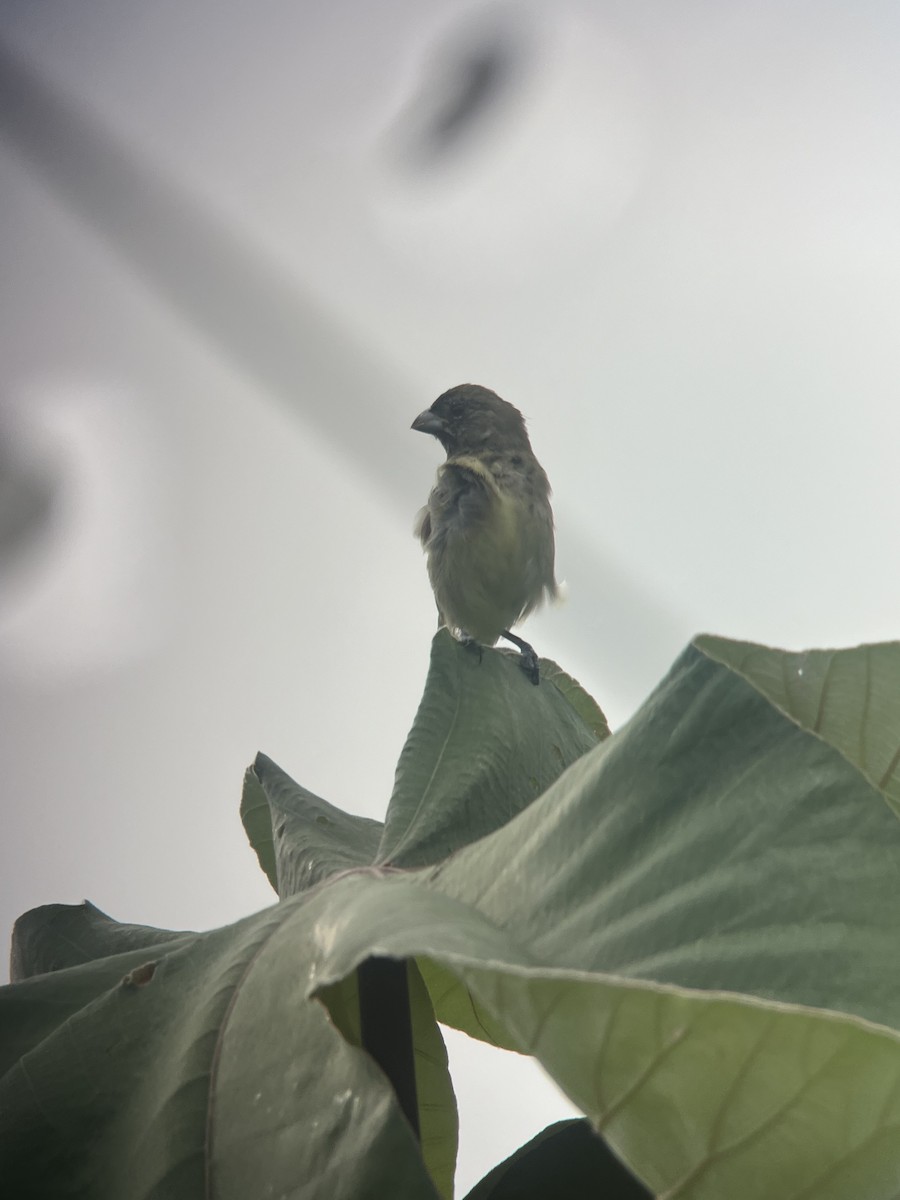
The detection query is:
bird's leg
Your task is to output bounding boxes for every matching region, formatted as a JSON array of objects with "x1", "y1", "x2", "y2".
[{"x1": 500, "y1": 630, "x2": 540, "y2": 686}]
